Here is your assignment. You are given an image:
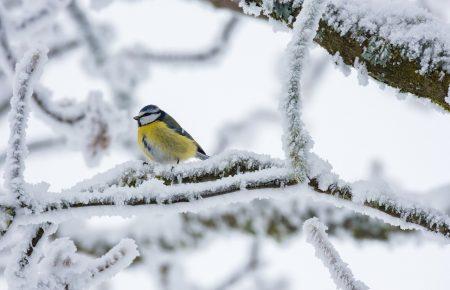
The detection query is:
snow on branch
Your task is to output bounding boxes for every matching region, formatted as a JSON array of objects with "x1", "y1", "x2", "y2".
[
  {"x1": 0, "y1": 6, "x2": 87, "y2": 126},
  {"x1": 0, "y1": 45, "x2": 139, "y2": 290},
  {"x1": 76, "y1": 238, "x2": 139, "y2": 288},
  {"x1": 9, "y1": 151, "x2": 449, "y2": 240},
  {"x1": 6, "y1": 230, "x2": 139, "y2": 289},
  {"x1": 207, "y1": 0, "x2": 450, "y2": 111},
  {"x1": 0, "y1": 2, "x2": 130, "y2": 166},
  {"x1": 280, "y1": 0, "x2": 326, "y2": 182},
  {"x1": 58, "y1": 198, "x2": 405, "y2": 264},
  {"x1": 5, "y1": 223, "x2": 54, "y2": 290},
  {"x1": 4, "y1": 46, "x2": 47, "y2": 207},
  {"x1": 303, "y1": 218, "x2": 369, "y2": 290}
]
